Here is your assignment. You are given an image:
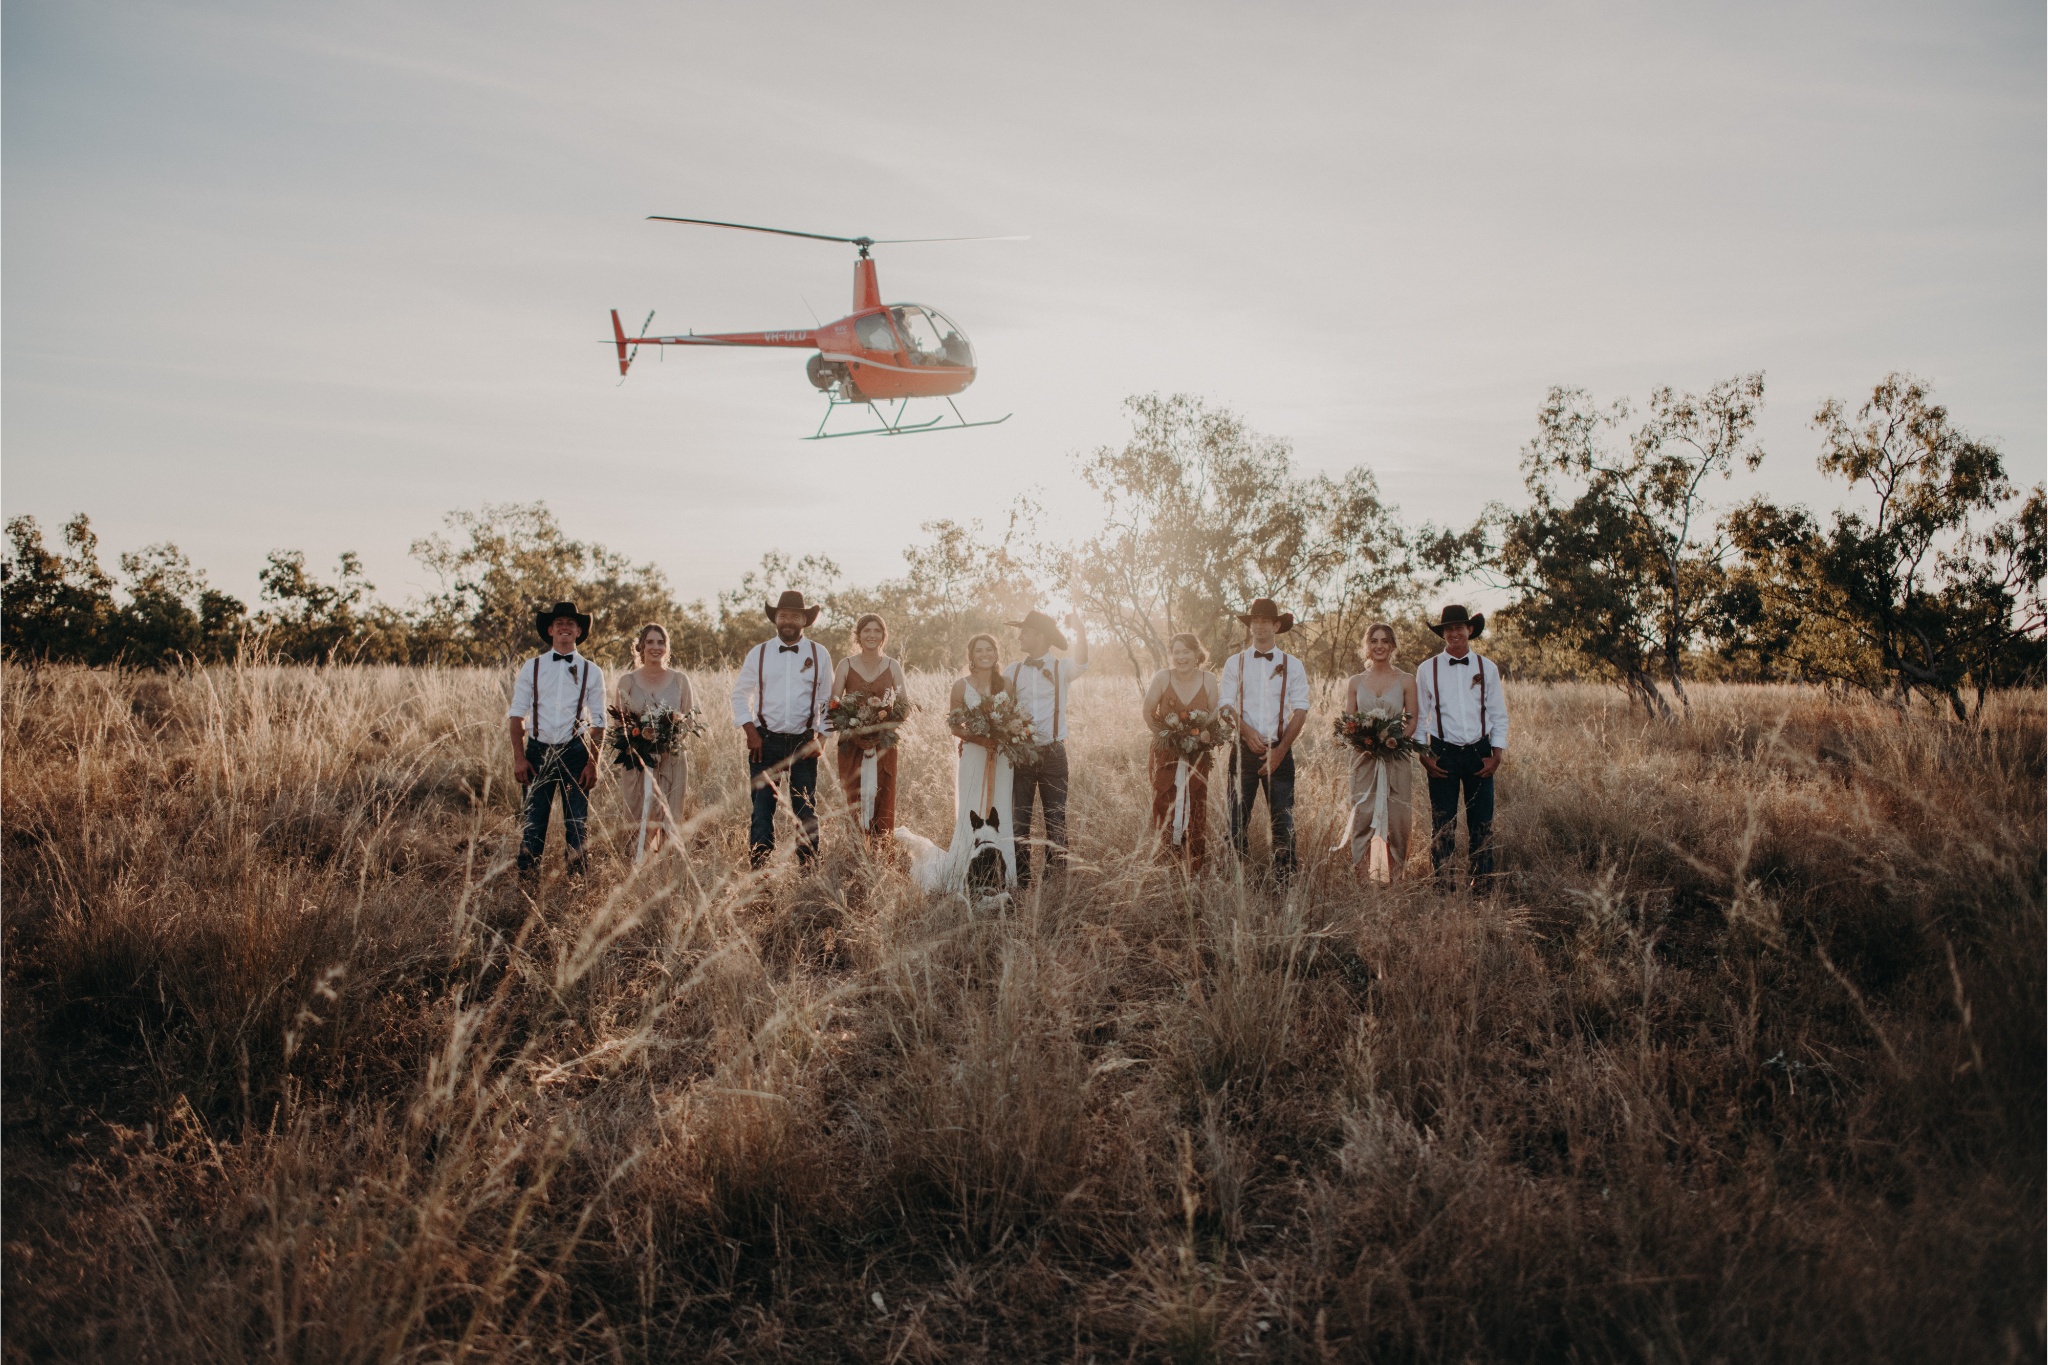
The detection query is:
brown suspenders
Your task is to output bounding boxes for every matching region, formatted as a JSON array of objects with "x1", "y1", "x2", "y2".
[
  {"x1": 1237, "y1": 650, "x2": 1289, "y2": 745},
  {"x1": 528, "y1": 654, "x2": 591, "y2": 746},
  {"x1": 1010, "y1": 659, "x2": 1062, "y2": 740},
  {"x1": 1430, "y1": 653, "x2": 1487, "y2": 747},
  {"x1": 753, "y1": 639, "x2": 822, "y2": 733}
]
